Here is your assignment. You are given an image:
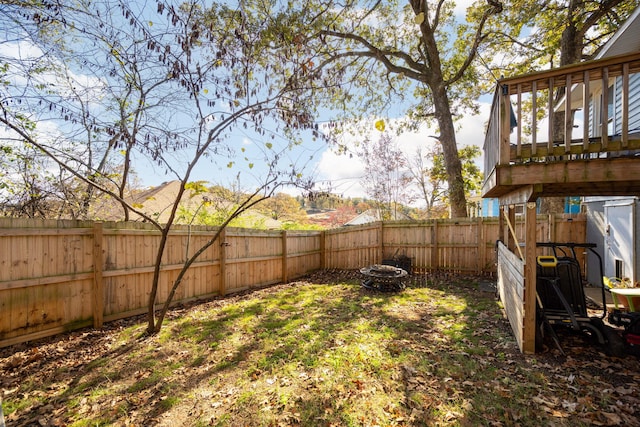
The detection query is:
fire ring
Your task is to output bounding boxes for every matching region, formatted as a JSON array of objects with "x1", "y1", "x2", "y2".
[{"x1": 360, "y1": 264, "x2": 408, "y2": 292}]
